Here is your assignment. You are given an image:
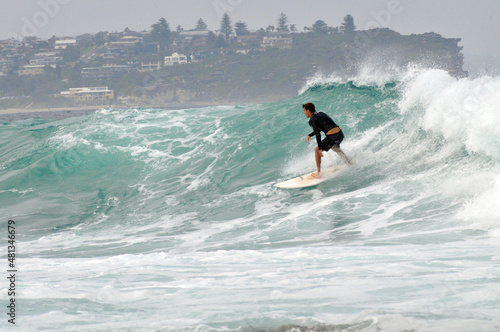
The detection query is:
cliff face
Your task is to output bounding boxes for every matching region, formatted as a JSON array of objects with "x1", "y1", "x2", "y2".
[
  {"x1": 117, "y1": 29, "x2": 467, "y2": 106},
  {"x1": 294, "y1": 28, "x2": 467, "y2": 78}
]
